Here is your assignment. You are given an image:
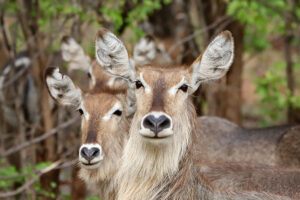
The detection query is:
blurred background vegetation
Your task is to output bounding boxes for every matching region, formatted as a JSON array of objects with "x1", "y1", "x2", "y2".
[{"x1": 0, "y1": 0, "x2": 299, "y2": 199}]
